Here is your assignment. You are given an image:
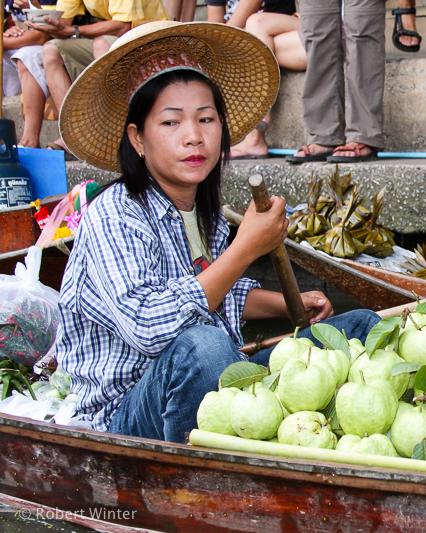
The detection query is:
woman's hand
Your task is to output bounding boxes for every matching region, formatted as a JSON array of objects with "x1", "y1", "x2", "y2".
[
  {"x1": 4, "y1": 26, "x2": 25, "y2": 37},
  {"x1": 301, "y1": 291, "x2": 334, "y2": 325},
  {"x1": 235, "y1": 197, "x2": 288, "y2": 263}
]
